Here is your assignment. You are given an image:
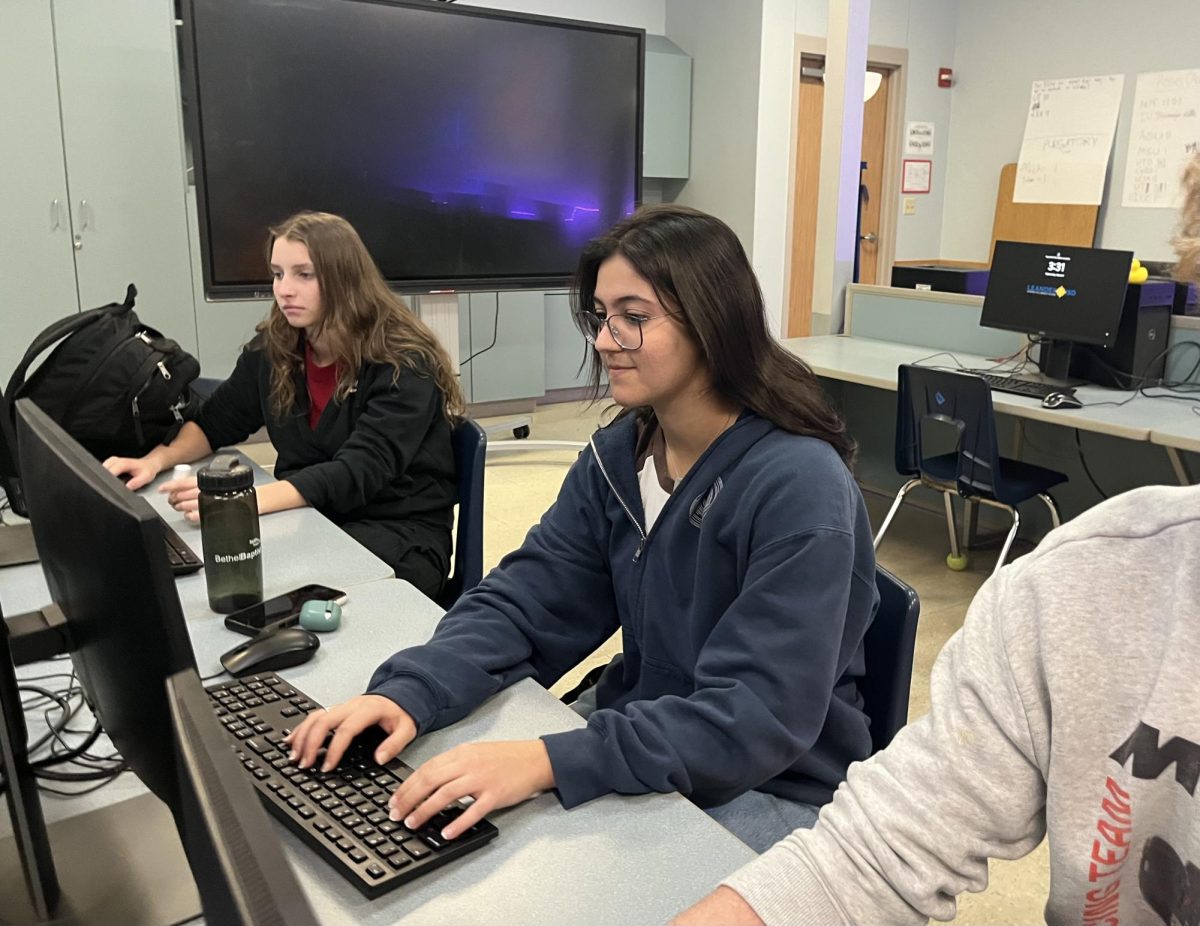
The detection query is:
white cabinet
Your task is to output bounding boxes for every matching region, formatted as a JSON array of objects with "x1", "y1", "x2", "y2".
[{"x1": 0, "y1": 0, "x2": 197, "y2": 379}]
